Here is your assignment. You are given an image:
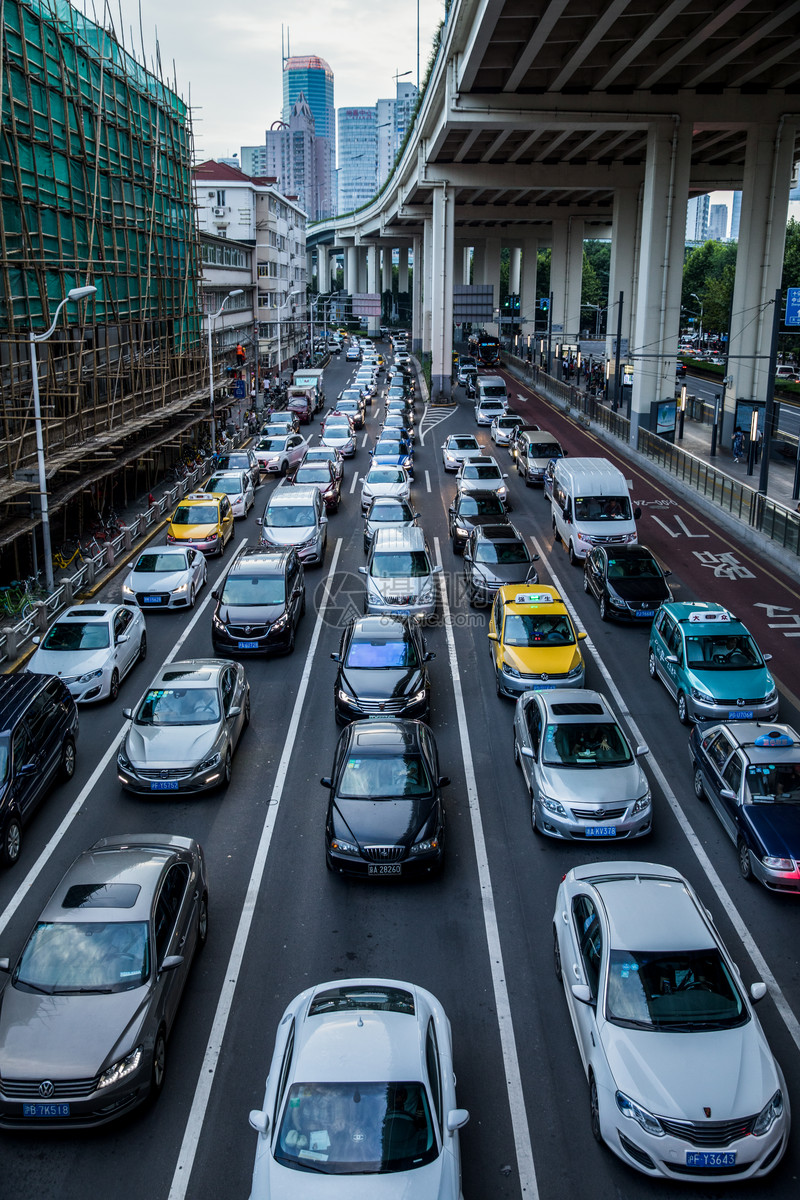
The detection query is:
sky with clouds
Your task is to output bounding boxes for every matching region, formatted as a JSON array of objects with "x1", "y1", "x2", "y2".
[{"x1": 122, "y1": 0, "x2": 445, "y2": 162}]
